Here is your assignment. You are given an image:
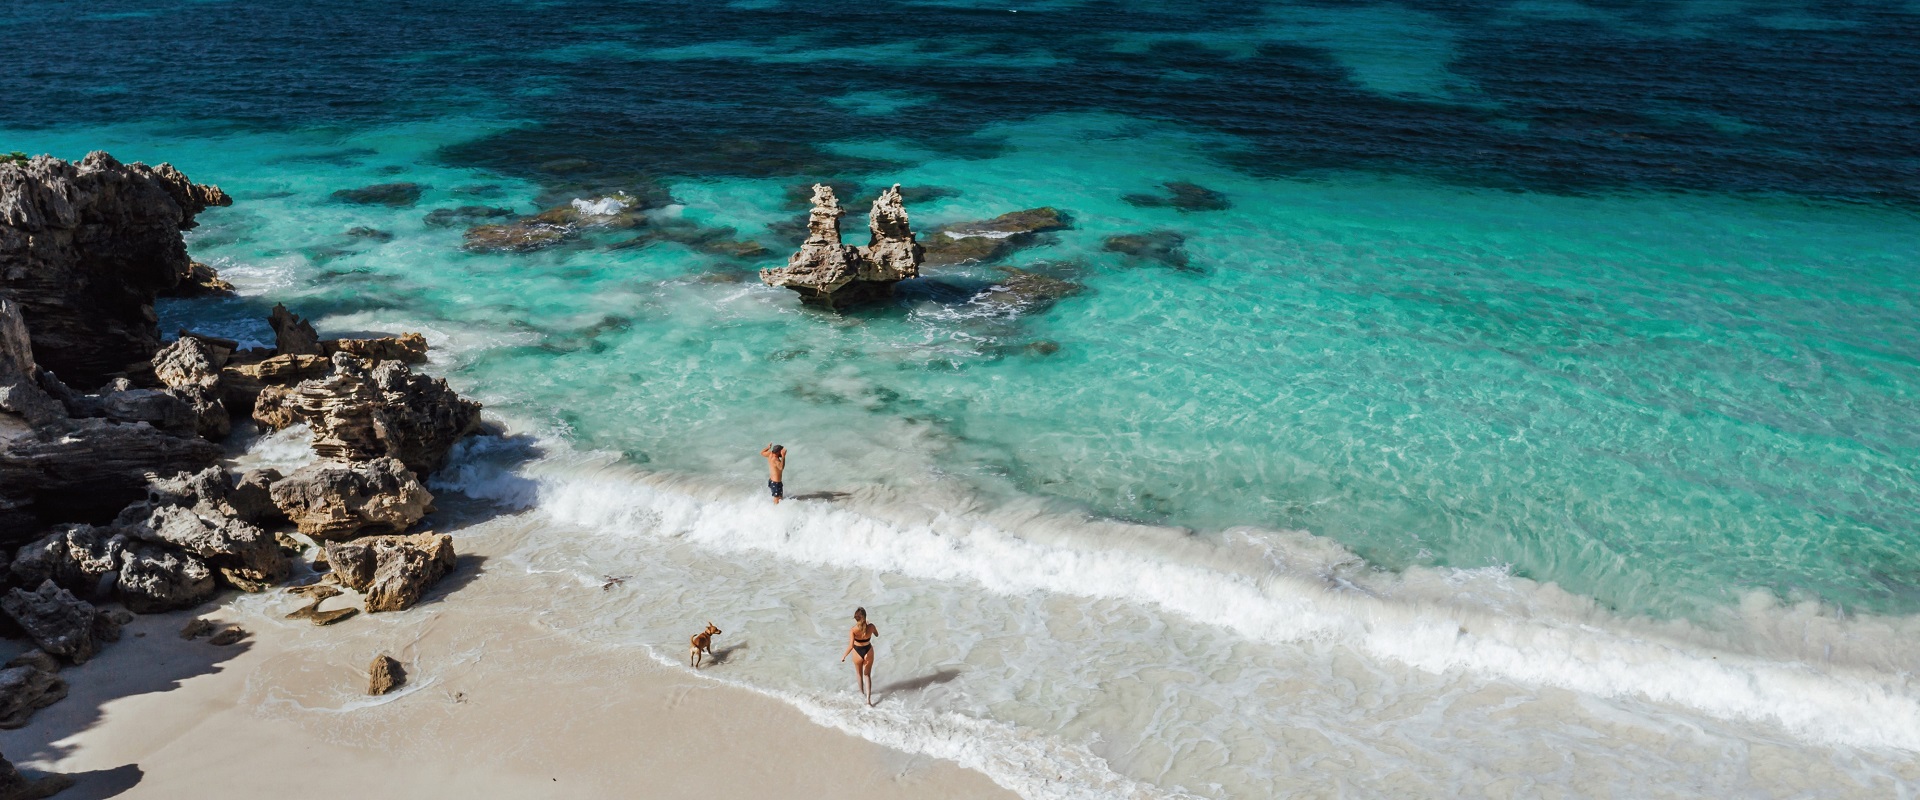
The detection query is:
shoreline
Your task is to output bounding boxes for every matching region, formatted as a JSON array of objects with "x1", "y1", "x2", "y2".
[{"x1": 0, "y1": 501, "x2": 1017, "y2": 800}]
